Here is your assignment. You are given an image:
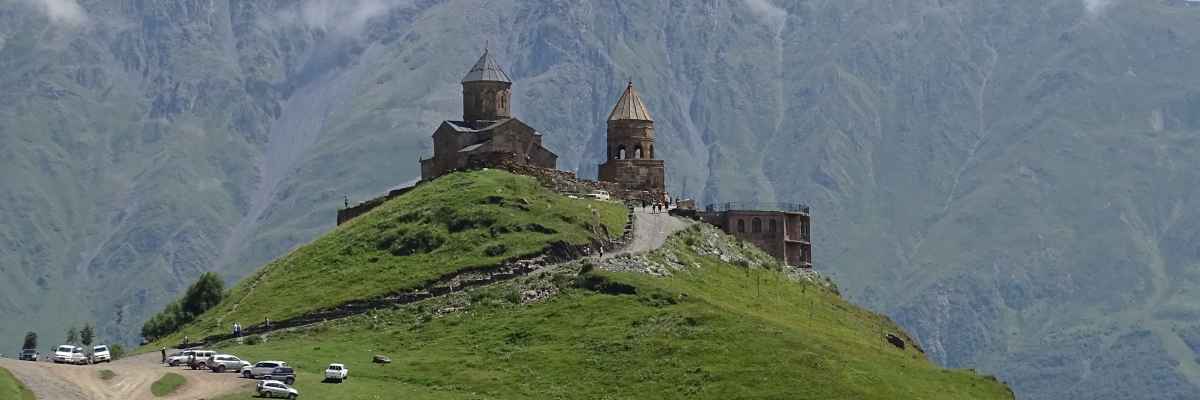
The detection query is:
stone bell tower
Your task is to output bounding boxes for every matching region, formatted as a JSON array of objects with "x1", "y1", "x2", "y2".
[
  {"x1": 598, "y1": 81, "x2": 666, "y2": 192},
  {"x1": 461, "y1": 48, "x2": 512, "y2": 122}
]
